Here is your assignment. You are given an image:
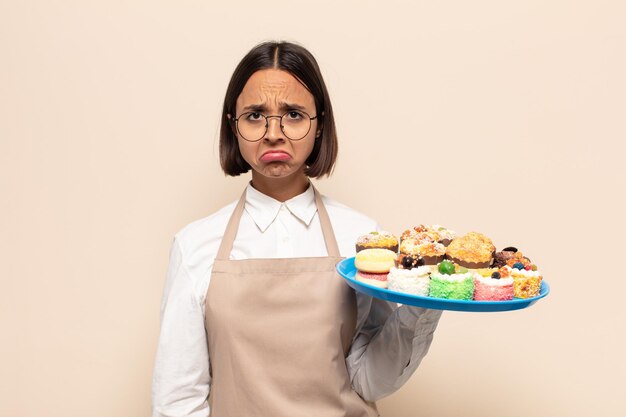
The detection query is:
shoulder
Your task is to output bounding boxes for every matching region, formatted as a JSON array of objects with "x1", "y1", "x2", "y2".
[
  {"x1": 320, "y1": 194, "x2": 379, "y2": 257},
  {"x1": 173, "y1": 200, "x2": 238, "y2": 280}
]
